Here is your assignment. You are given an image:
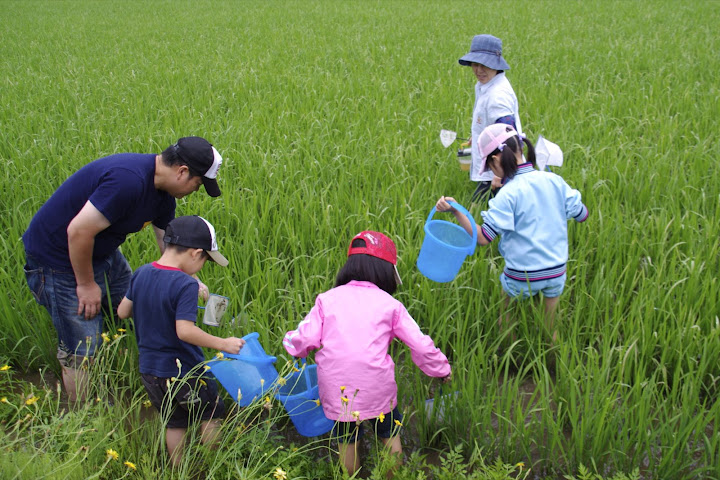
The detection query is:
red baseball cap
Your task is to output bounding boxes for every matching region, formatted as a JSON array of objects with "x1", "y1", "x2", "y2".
[{"x1": 348, "y1": 231, "x2": 402, "y2": 285}]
